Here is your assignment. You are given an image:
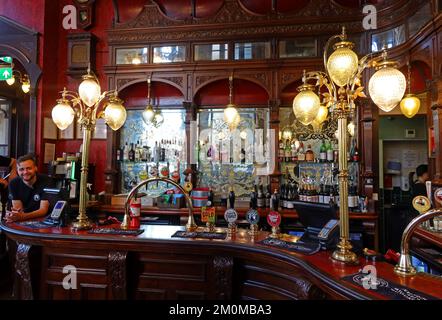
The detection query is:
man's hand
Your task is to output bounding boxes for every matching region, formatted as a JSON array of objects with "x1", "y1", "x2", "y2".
[{"x1": 5, "y1": 208, "x2": 24, "y2": 223}]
